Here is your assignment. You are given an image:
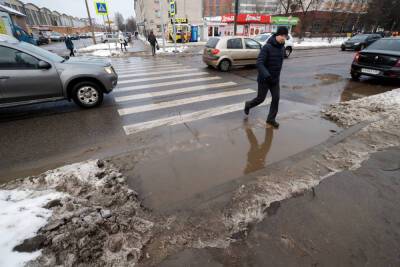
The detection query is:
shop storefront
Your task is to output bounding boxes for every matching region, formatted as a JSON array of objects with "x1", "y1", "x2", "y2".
[
  {"x1": 167, "y1": 17, "x2": 202, "y2": 43},
  {"x1": 203, "y1": 16, "x2": 227, "y2": 39},
  {"x1": 218, "y1": 14, "x2": 299, "y2": 37}
]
